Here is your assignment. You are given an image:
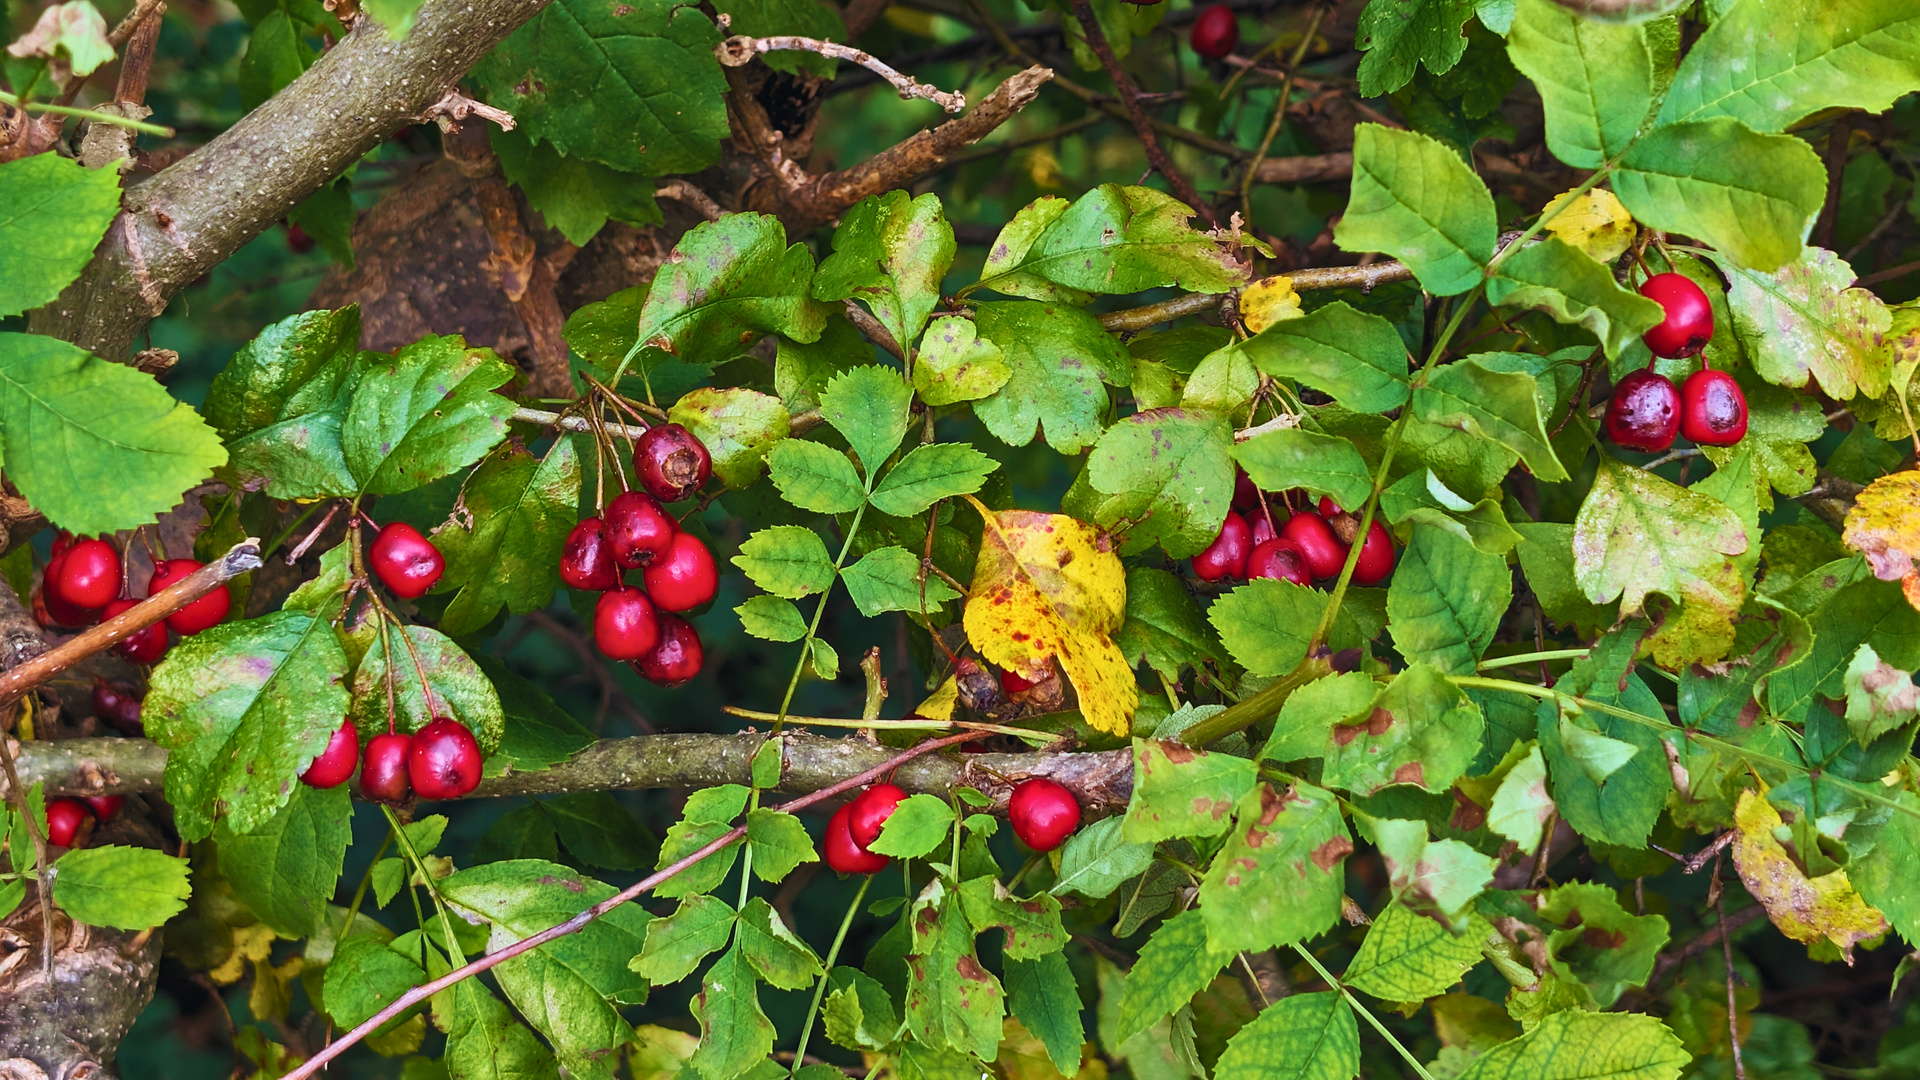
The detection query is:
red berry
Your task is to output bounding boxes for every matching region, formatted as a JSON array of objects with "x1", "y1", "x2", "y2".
[
  {"x1": 594, "y1": 586, "x2": 662, "y2": 660},
  {"x1": 824, "y1": 802, "x2": 891, "y2": 874},
  {"x1": 1190, "y1": 4, "x2": 1238, "y2": 57},
  {"x1": 361, "y1": 732, "x2": 414, "y2": 803},
  {"x1": 847, "y1": 783, "x2": 907, "y2": 850},
  {"x1": 1351, "y1": 521, "x2": 1396, "y2": 586},
  {"x1": 1280, "y1": 513, "x2": 1348, "y2": 580},
  {"x1": 45, "y1": 798, "x2": 91, "y2": 847},
  {"x1": 301, "y1": 718, "x2": 361, "y2": 789},
  {"x1": 84, "y1": 795, "x2": 124, "y2": 822},
  {"x1": 634, "y1": 423, "x2": 712, "y2": 503},
  {"x1": 635, "y1": 614, "x2": 703, "y2": 687},
  {"x1": 1604, "y1": 368, "x2": 1682, "y2": 452},
  {"x1": 1000, "y1": 668, "x2": 1035, "y2": 695},
  {"x1": 92, "y1": 679, "x2": 144, "y2": 736},
  {"x1": 604, "y1": 490, "x2": 677, "y2": 569},
  {"x1": 1679, "y1": 368, "x2": 1748, "y2": 447},
  {"x1": 148, "y1": 558, "x2": 232, "y2": 635},
  {"x1": 58, "y1": 538, "x2": 120, "y2": 610},
  {"x1": 560, "y1": 518, "x2": 623, "y2": 591},
  {"x1": 410, "y1": 717, "x2": 483, "y2": 800},
  {"x1": 1231, "y1": 469, "x2": 1261, "y2": 512},
  {"x1": 51, "y1": 532, "x2": 73, "y2": 559},
  {"x1": 285, "y1": 222, "x2": 315, "y2": 254},
  {"x1": 1246, "y1": 539, "x2": 1311, "y2": 586},
  {"x1": 39, "y1": 549, "x2": 99, "y2": 628},
  {"x1": 1193, "y1": 512, "x2": 1251, "y2": 581},
  {"x1": 370, "y1": 522, "x2": 444, "y2": 599},
  {"x1": 1009, "y1": 777, "x2": 1080, "y2": 852},
  {"x1": 1248, "y1": 509, "x2": 1279, "y2": 547},
  {"x1": 1317, "y1": 496, "x2": 1343, "y2": 518},
  {"x1": 643, "y1": 532, "x2": 718, "y2": 612},
  {"x1": 101, "y1": 598, "x2": 167, "y2": 664},
  {"x1": 1638, "y1": 273, "x2": 1713, "y2": 359}
]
